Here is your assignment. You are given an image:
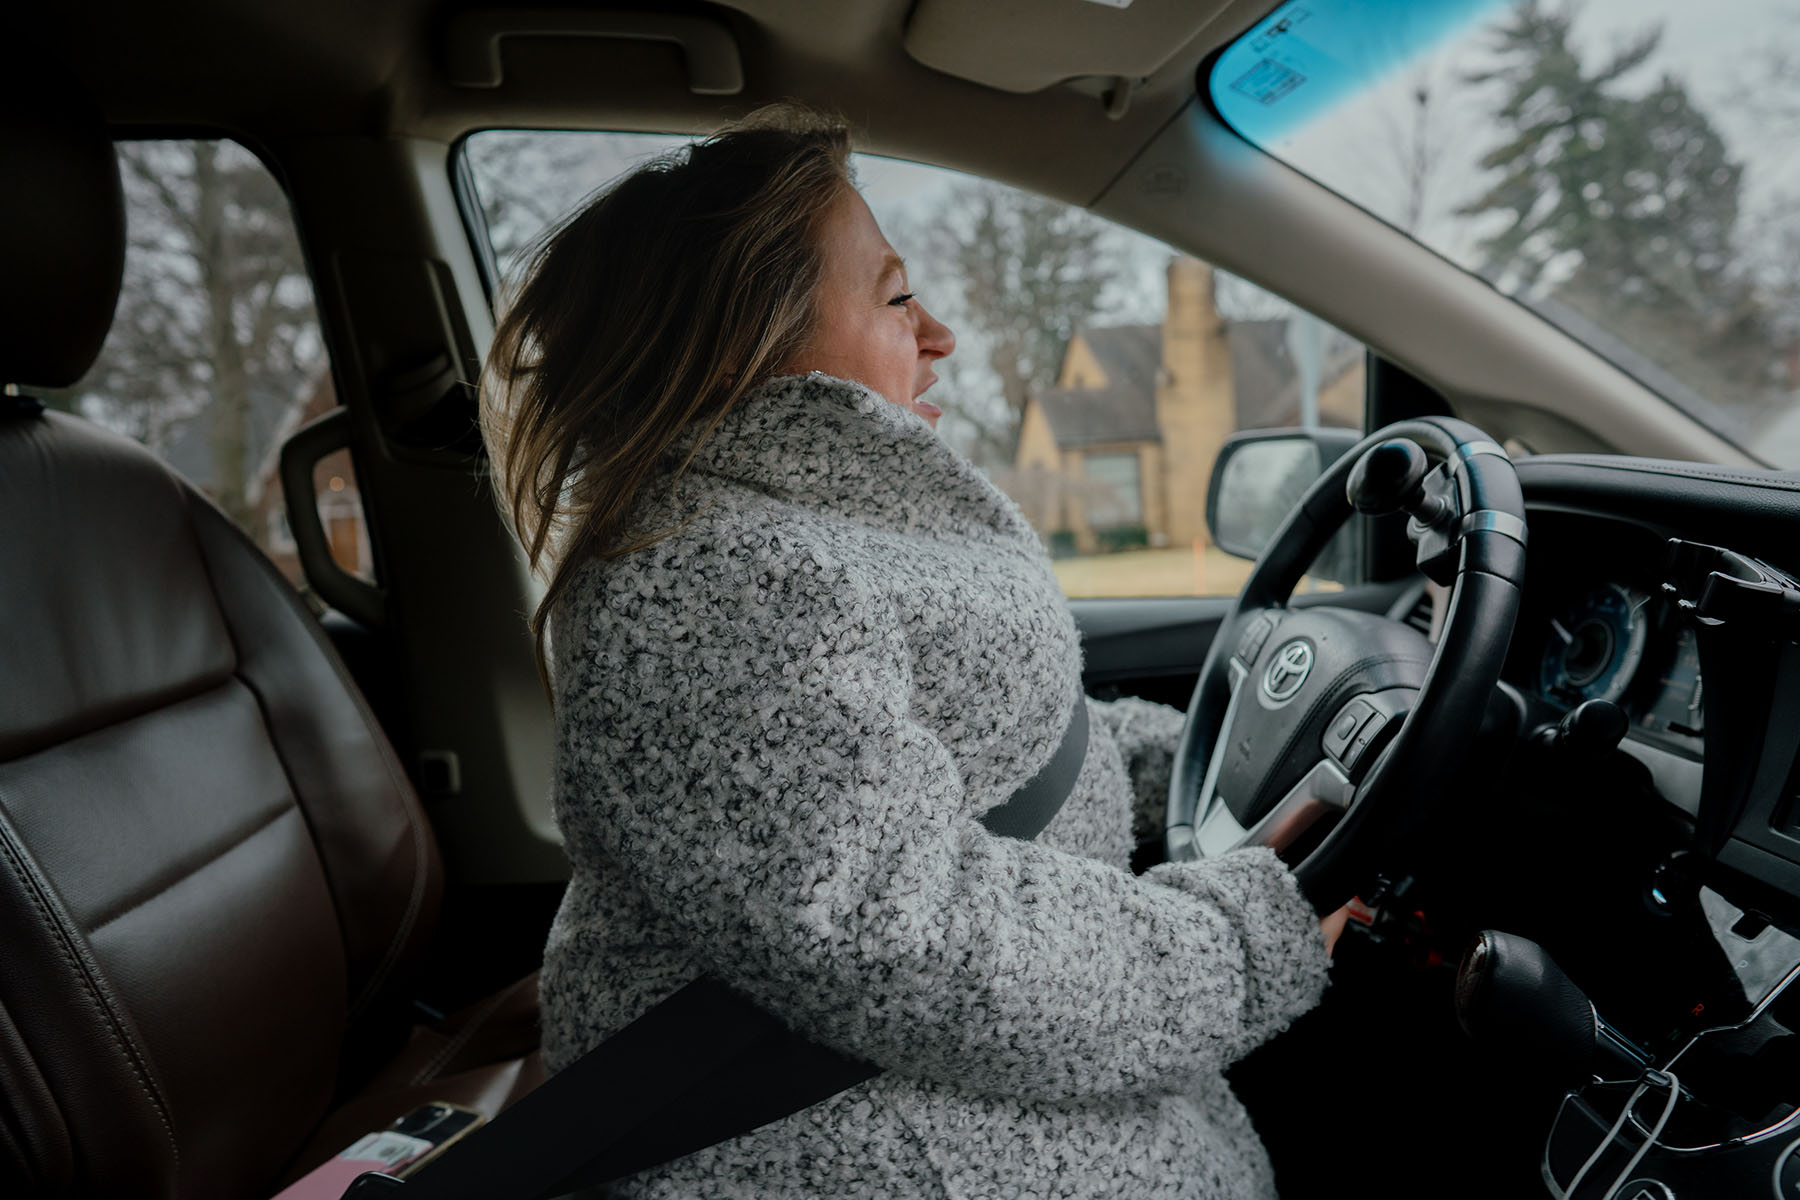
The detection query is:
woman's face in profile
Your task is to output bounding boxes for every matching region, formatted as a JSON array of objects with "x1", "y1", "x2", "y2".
[{"x1": 783, "y1": 187, "x2": 956, "y2": 426}]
